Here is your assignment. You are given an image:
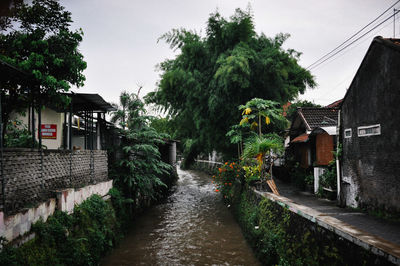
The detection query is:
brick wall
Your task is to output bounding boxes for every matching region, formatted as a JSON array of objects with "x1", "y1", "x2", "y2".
[
  {"x1": 315, "y1": 133, "x2": 334, "y2": 166},
  {"x1": 0, "y1": 149, "x2": 108, "y2": 215}
]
